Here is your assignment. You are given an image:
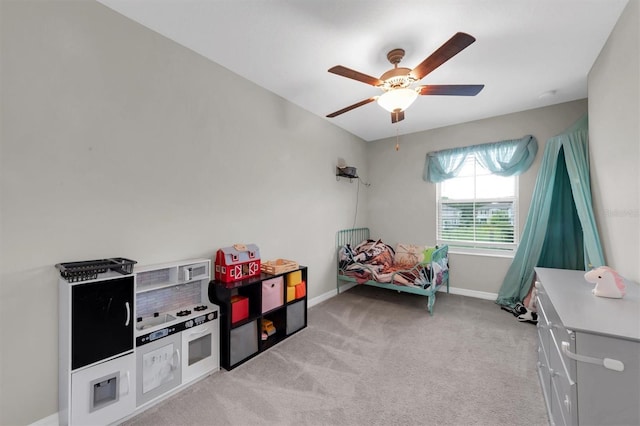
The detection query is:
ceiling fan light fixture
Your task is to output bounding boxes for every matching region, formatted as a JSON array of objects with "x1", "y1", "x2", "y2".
[
  {"x1": 326, "y1": 33, "x2": 481, "y2": 121},
  {"x1": 377, "y1": 88, "x2": 418, "y2": 113}
]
